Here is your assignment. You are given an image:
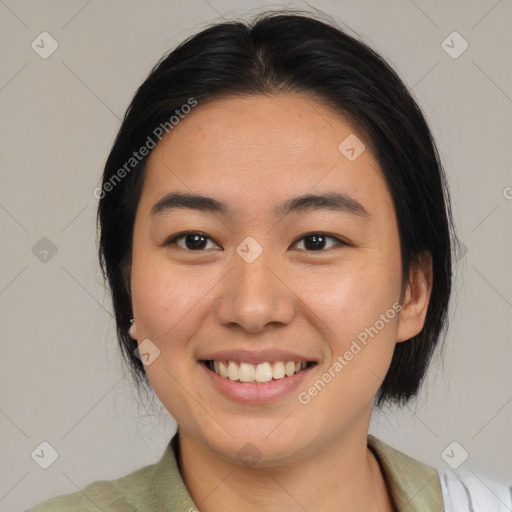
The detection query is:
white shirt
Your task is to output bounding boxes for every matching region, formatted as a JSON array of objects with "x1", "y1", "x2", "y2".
[{"x1": 439, "y1": 468, "x2": 512, "y2": 511}]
